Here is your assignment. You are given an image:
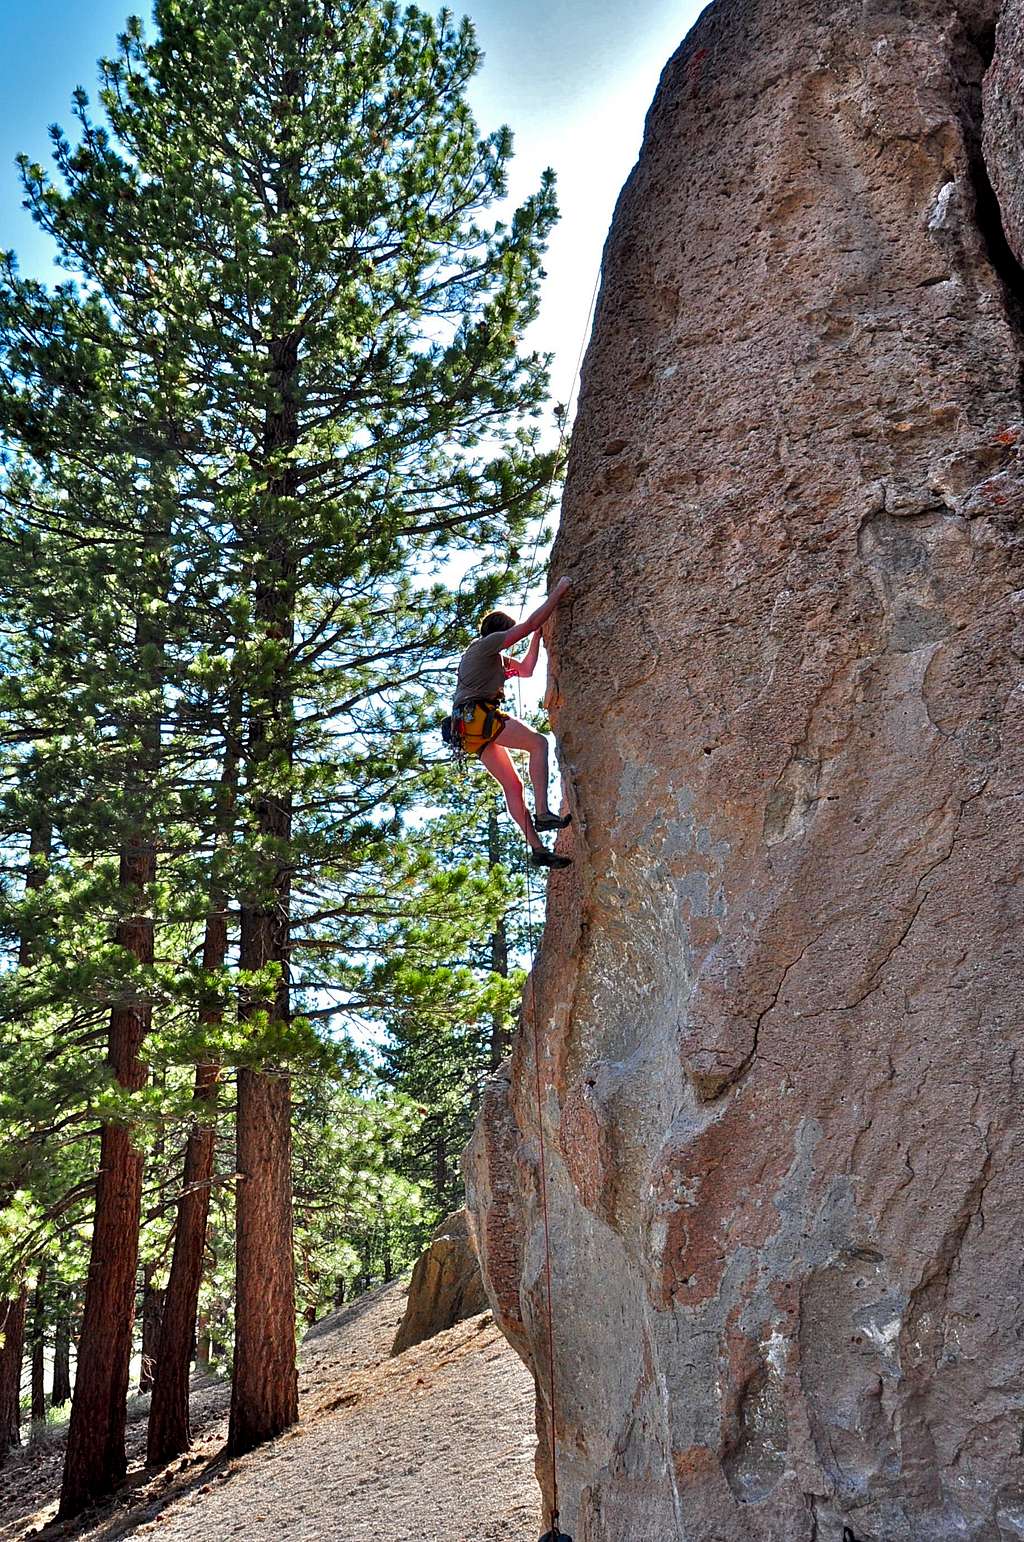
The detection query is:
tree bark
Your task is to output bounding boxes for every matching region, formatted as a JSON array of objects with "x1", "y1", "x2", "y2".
[
  {"x1": 145, "y1": 1059, "x2": 220, "y2": 1463},
  {"x1": 30, "y1": 1264, "x2": 46, "y2": 1428},
  {"x1": 148, "y1": 693, "x2": 236, "y2": 1465},
  {"x1": 138, "y1": 1269, "x2": 164, "y2": 1395},
  {"x1": 52, "y1": 1304, "x2": 72, "y2": 1407},
  {"x1": 0, "y1": 1287, "x2": 27, "y2": 1458},
  {"x1": 59, "y1": 595, "x2": 160, "y2": 1516},
  {"x1": 0, "y1": 819, "x2": 53, "y2": 1463},
  {"x1": 227, "y1": 565, "x2": 298, "y2": 1453},
  {"x1": 228, "y1": 1061, "x2": 297, "y2": 1454},
  {"x1": 194, "y1": 1315, "x2": 211, "y2": 1375},
  {"x1": 58, "y1": 891, "x2": 151, "y2": 1515},
  {"x1": 227, "y1": 548, "x2": 298, "y2": 1450},
  {"x1": 1, "y1": 816, "x2": 53, "y2": 1450}
]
